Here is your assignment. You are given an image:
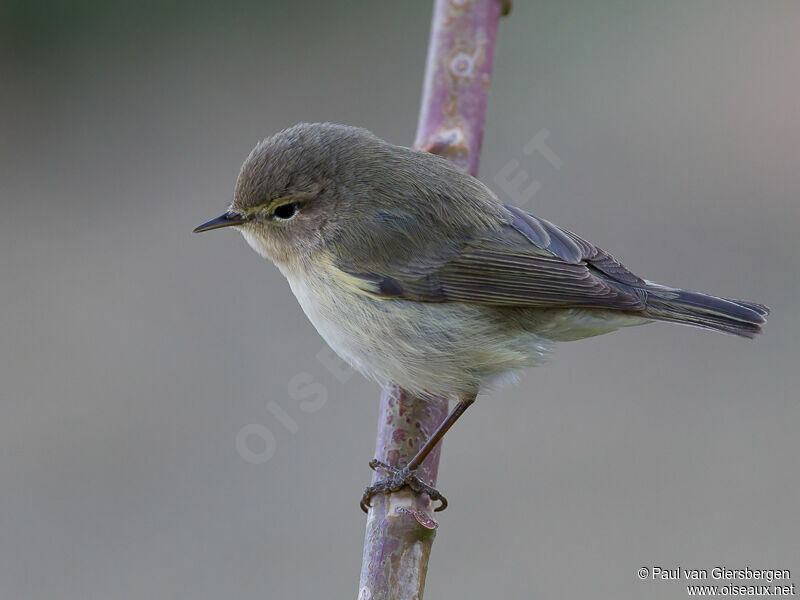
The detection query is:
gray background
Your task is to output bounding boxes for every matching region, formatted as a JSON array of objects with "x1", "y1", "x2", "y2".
[{"x1": 1, "y1": 1, "x2": 798, "y2": 598}]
